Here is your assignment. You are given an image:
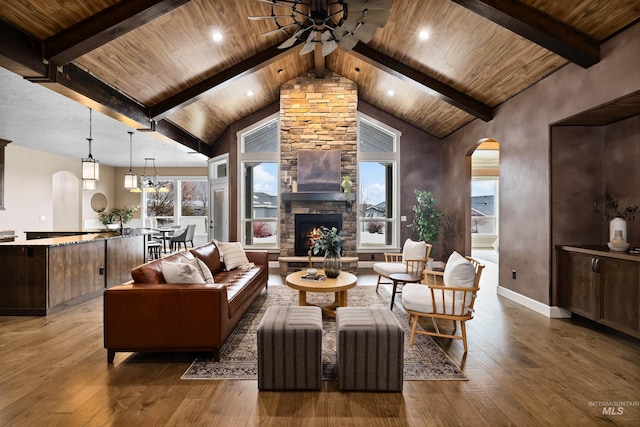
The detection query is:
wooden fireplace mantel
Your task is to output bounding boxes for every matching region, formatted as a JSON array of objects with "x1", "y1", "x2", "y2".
[{"x1": 282, "y1": 192, "x2": 356, "y2": 213}]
